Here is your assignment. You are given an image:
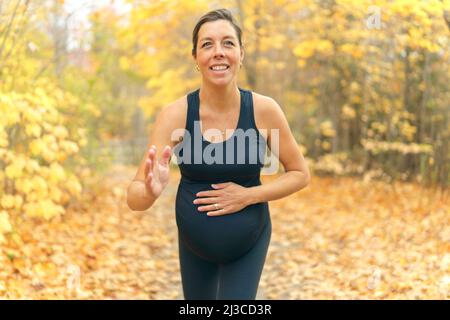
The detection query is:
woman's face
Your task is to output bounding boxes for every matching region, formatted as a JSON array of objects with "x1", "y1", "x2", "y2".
[{"x1": 194, "y1": 19, "x2": 244, "y2": 86}]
